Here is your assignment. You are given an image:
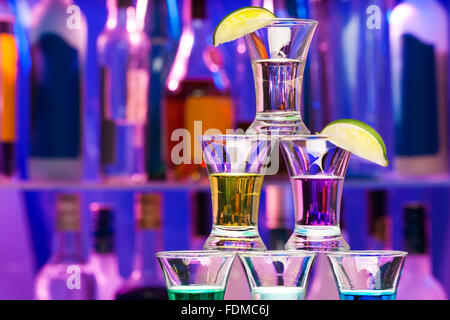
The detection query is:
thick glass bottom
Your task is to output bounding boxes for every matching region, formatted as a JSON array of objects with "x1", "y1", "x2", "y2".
[
  {"x1": 285, "y1": 226, "x2": 349, "y2": 252},
  {"x1": 203, "y1": 226, "x2": 266, "y2": 251},
  {"x1": 247, "y1": 112, "x2": 310, "y2": 134}
]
